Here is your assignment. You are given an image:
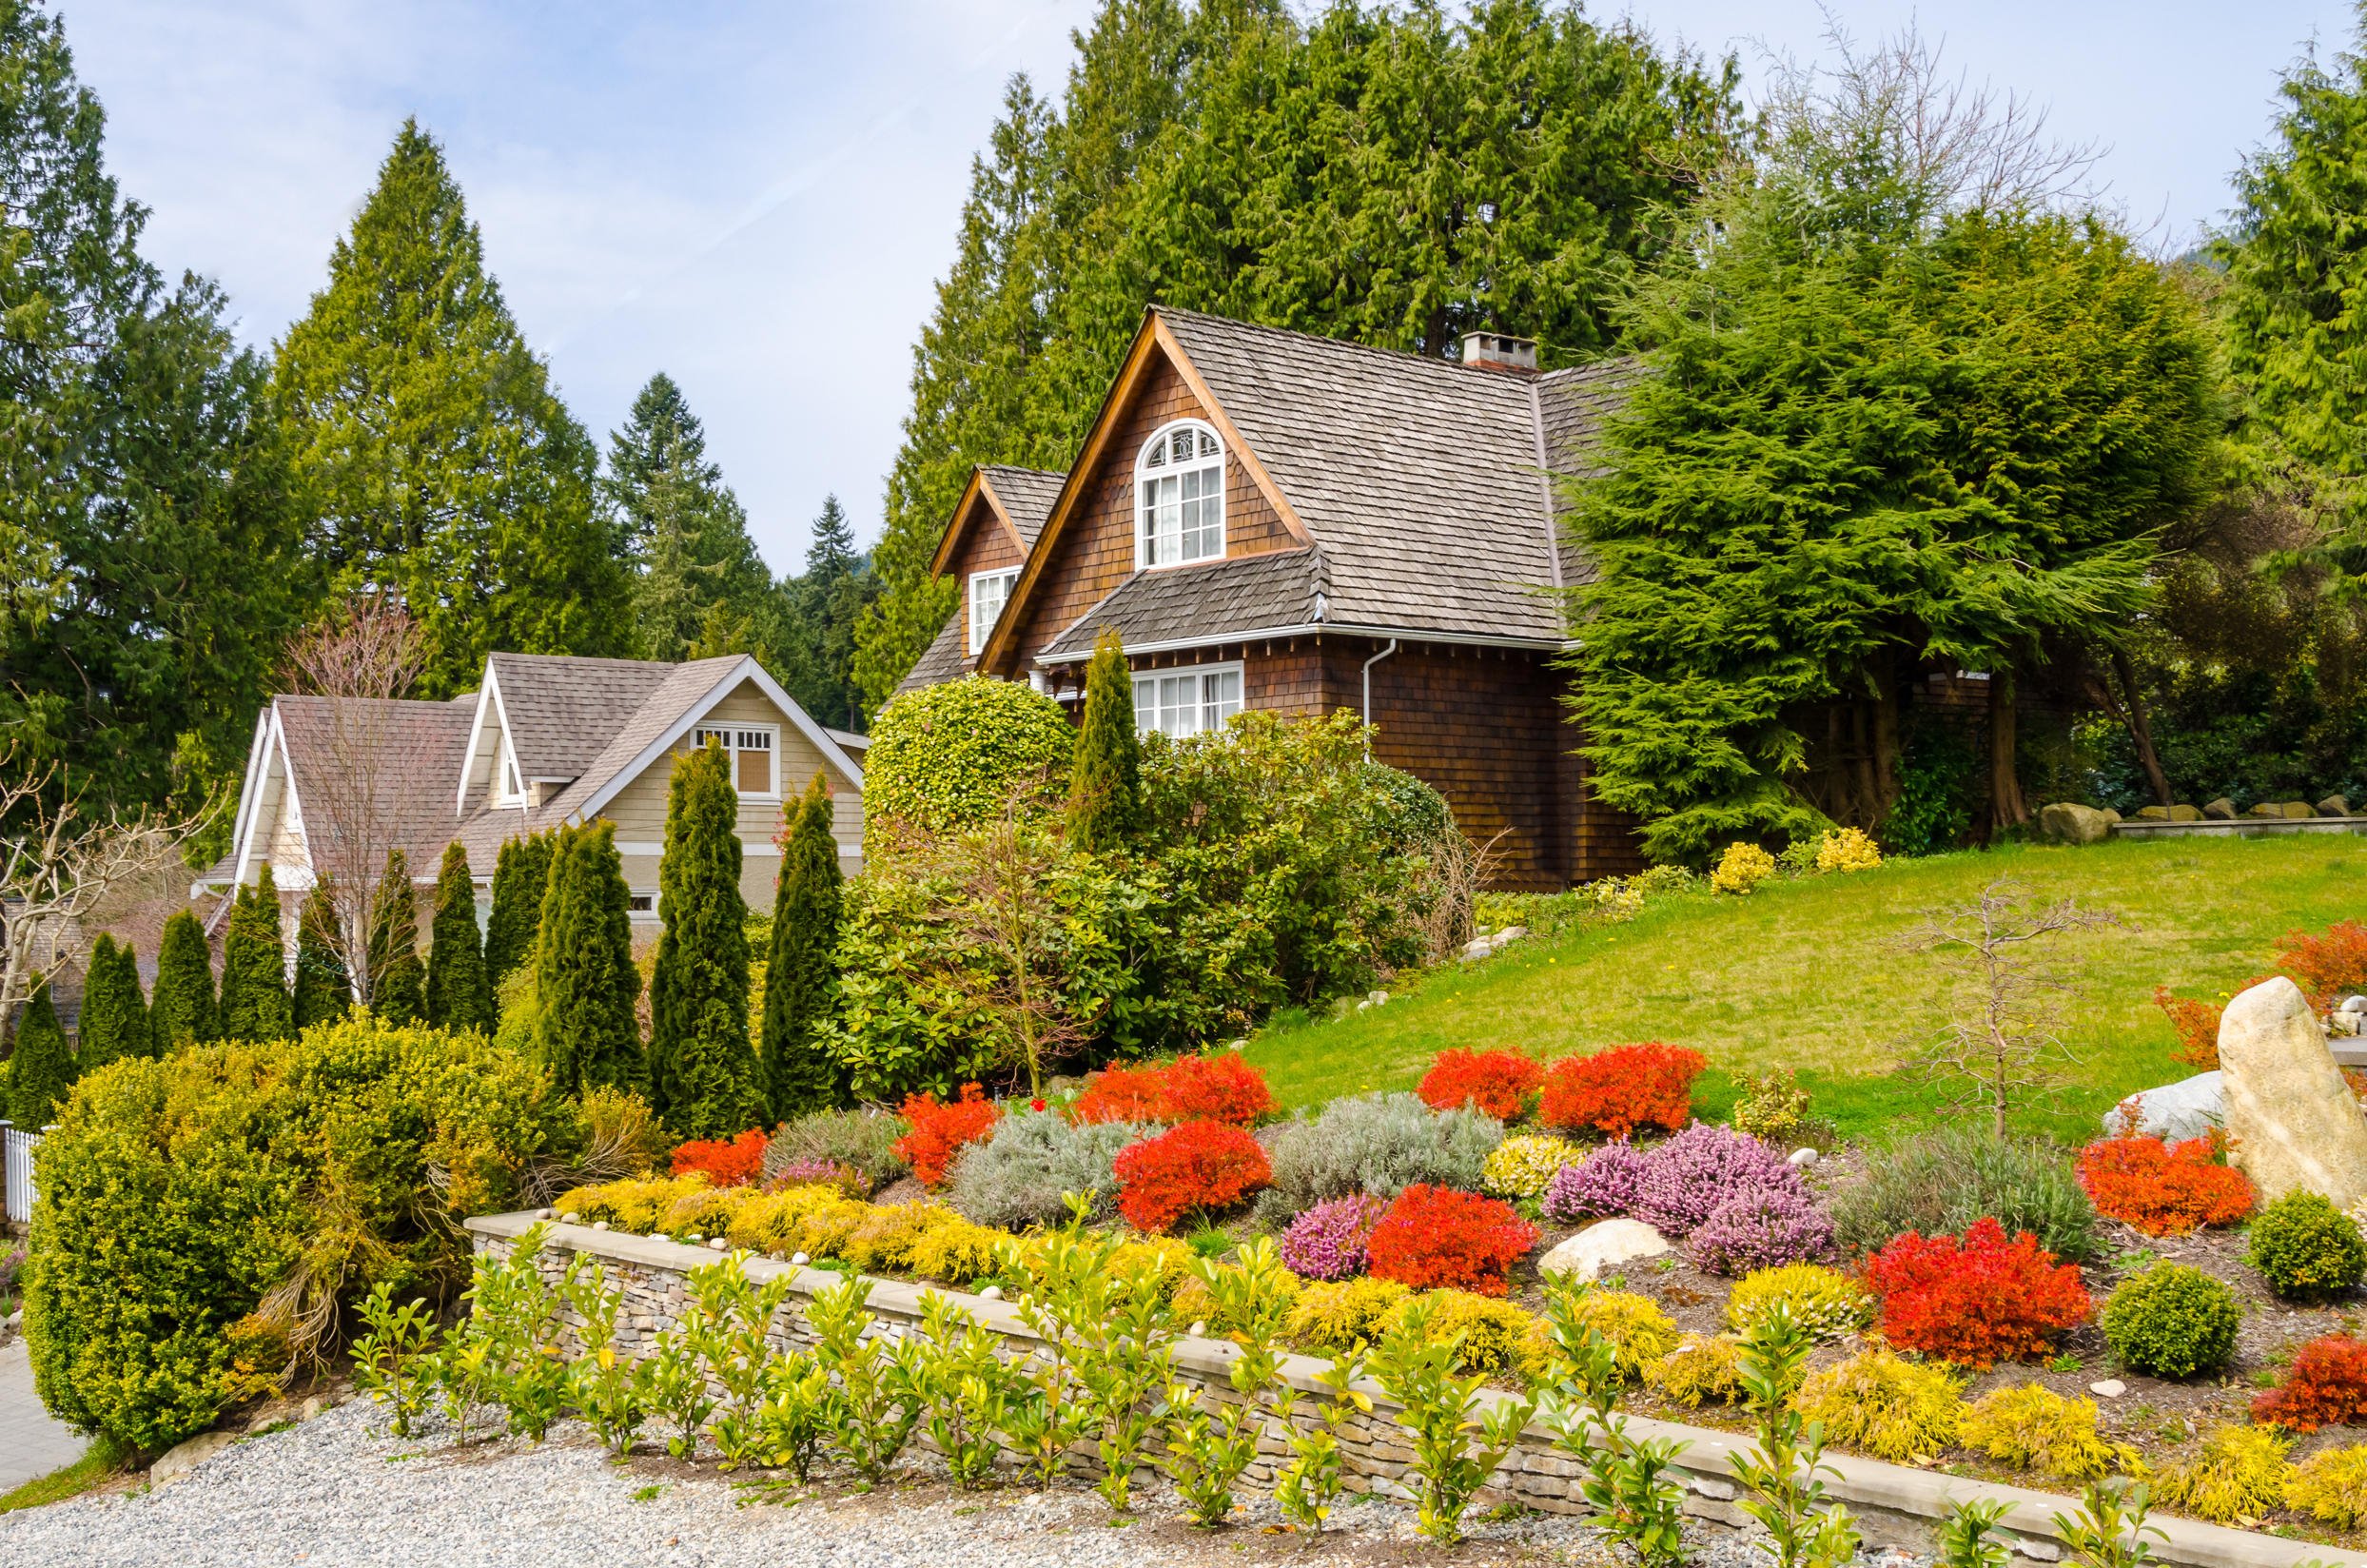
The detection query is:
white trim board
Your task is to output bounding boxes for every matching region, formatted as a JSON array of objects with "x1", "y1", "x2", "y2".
[{"x1": 568, "y1": 656, "x2": 864, "y2": 827}]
